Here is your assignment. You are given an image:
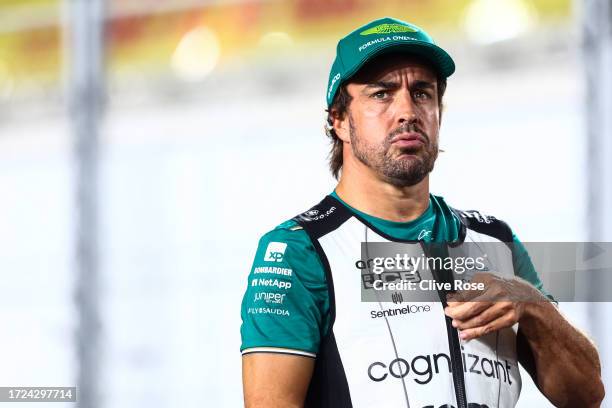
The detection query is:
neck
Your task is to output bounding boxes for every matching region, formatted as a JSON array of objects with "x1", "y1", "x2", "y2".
[{"x1": 335, "y1": 159, "x2": 430, "y2": 223}]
